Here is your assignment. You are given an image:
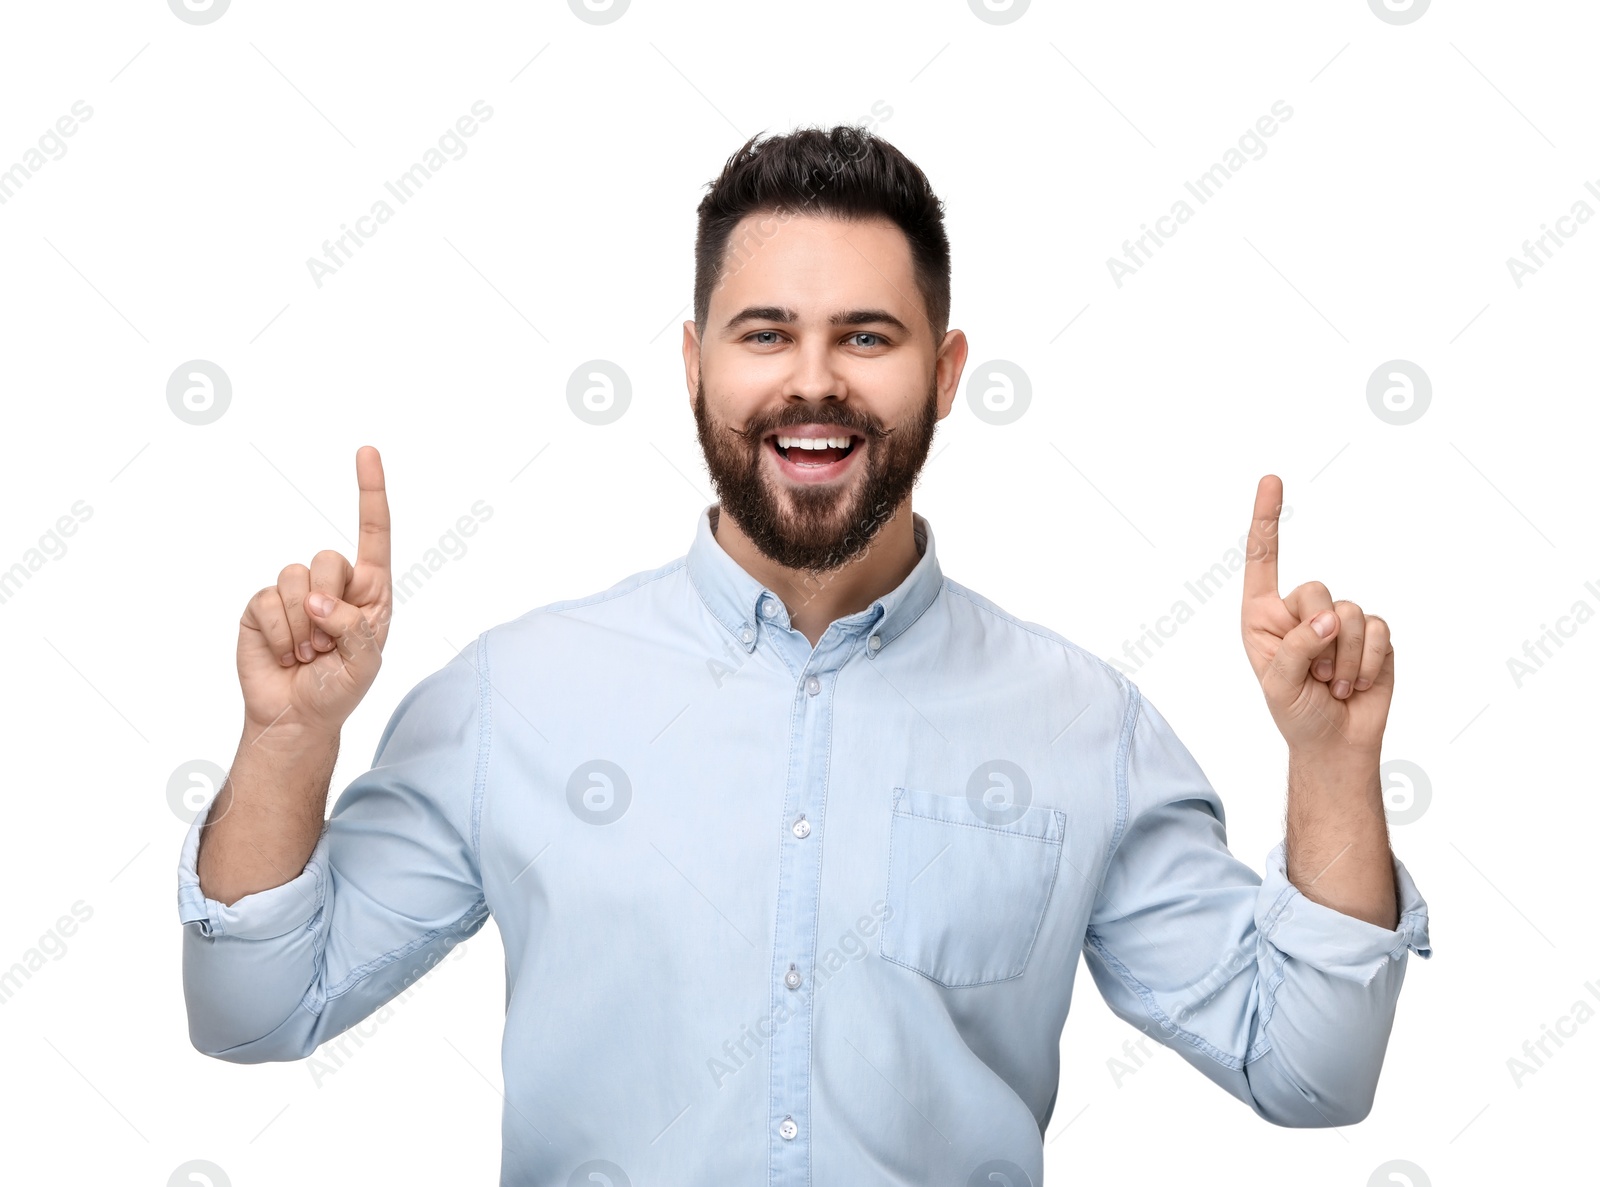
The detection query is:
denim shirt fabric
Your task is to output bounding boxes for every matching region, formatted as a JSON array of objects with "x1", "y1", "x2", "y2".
[{"x1": 178, "y1": 504, "x2": 1432, "y2": 1186}]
